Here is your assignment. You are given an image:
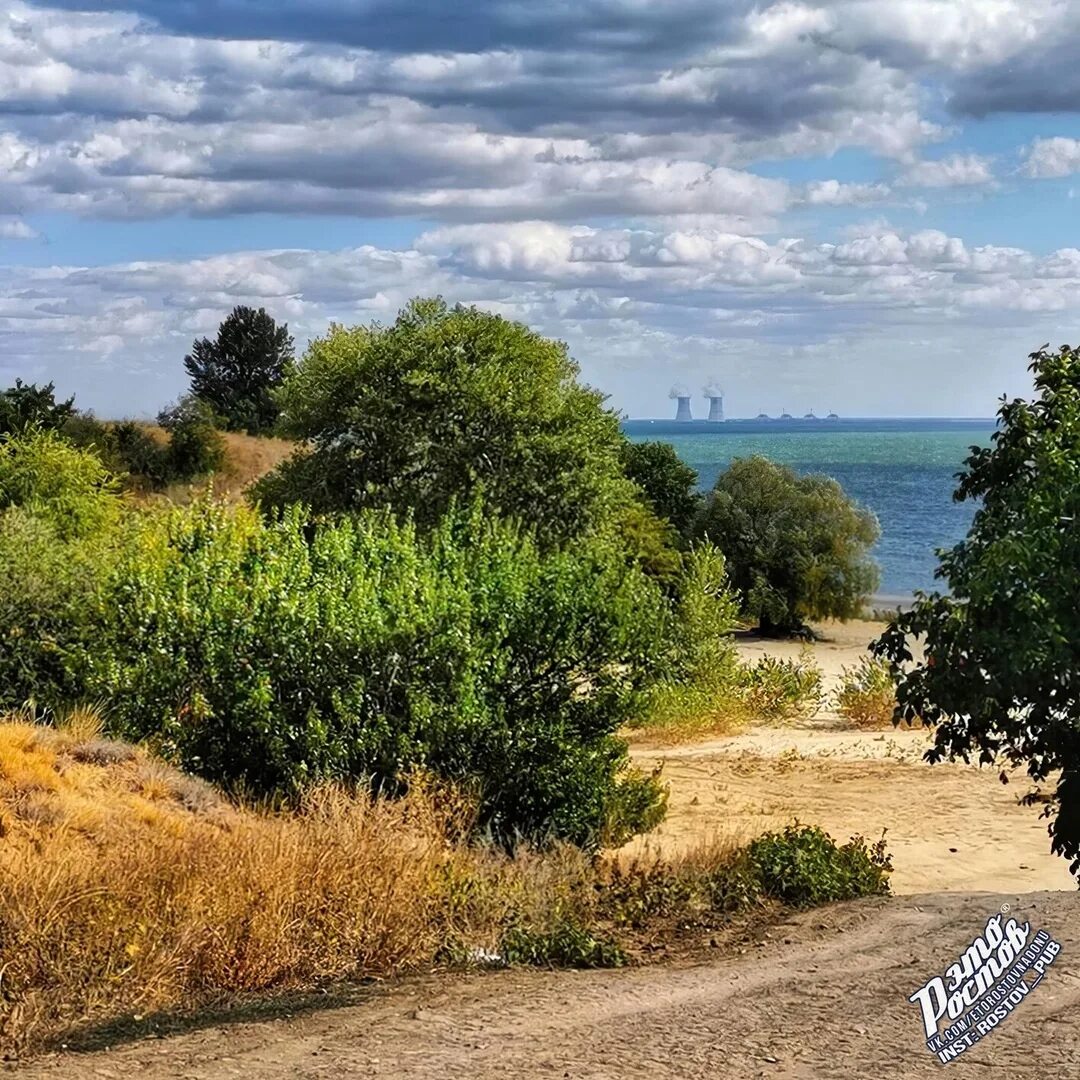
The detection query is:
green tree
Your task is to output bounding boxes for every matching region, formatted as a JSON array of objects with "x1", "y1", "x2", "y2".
[
  {"x1": 184, "y1": 306, "x2": 294, "y2": 433},
  {"x1": 697, "y1": 456, "x2": 879, "y2": 636},
  {"x1": 620, "y1": 440, "x2": 702, "y2": 543},
  {"x1": 75, "y1": 498, "x2": 668, "y2": 849},
  {"x1": 875, "y1": 344, "x2": 1080, "y2": 876},
  {"x1": 0, "y1": 380, "x2": 75, "y2": 435},
  {"x1": 254, "y1": 298, "x2": 638, "y2": 547},
  {"x1": 0, "y1": 428, "x2": 120, "y2": 540}
]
